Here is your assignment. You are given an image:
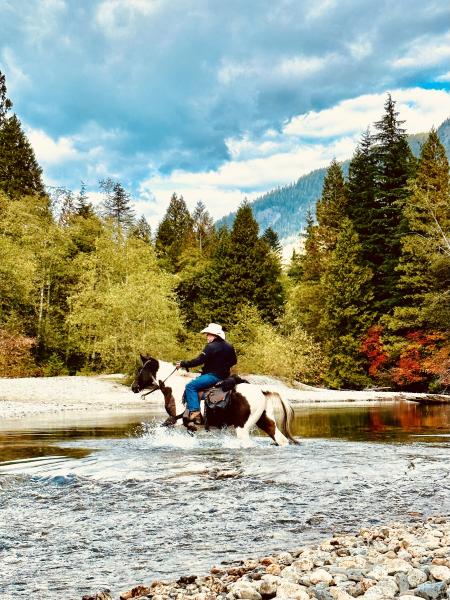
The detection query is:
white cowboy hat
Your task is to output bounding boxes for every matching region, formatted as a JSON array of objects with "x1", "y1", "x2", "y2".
[{"x1": 201, "y1": 323, "x2": 226, "y2": 339}]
